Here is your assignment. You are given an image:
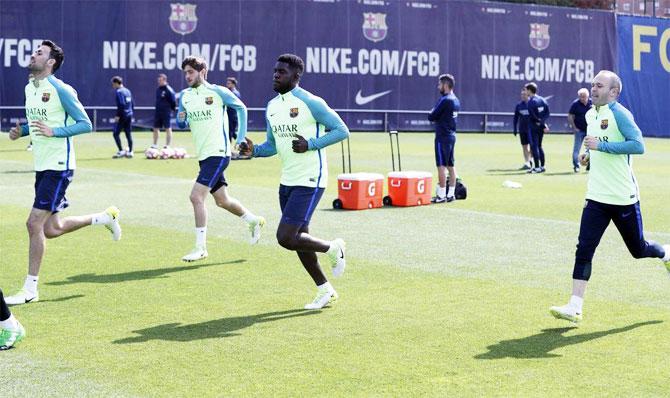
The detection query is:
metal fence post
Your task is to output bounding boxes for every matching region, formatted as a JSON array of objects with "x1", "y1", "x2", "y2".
[
  {"x1": 483, "y1": 114, "x2": 488, "y2": 134},
  {"x1": 93, "y1": 109, "x2": 97, "y2": 132}
]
